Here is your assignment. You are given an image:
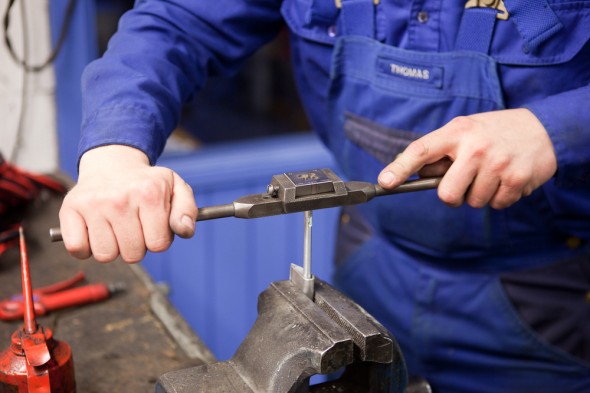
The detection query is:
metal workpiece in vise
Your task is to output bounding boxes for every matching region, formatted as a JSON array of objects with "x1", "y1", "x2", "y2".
[
  {"x1": 157, "y1": 267, "x2": 407, "y2": 393},
  {"x1": 0, "y1": 228, "x2": 75, "y2": 393}
]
